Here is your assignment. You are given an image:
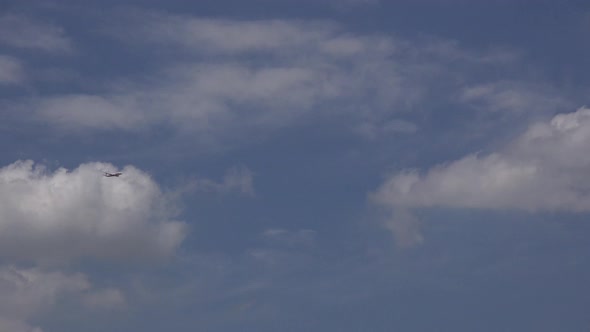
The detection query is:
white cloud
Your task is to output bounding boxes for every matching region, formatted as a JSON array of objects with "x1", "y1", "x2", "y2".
[
  {"x1": 31, "y1": 15, "x2": 421, "y2": 139},
  {"x1": 372, "y1": 107, "x2": 590, "y2": 246},
  {"x1": 18, "y1": 13, "x2": 556, "y2": 152},
  {"x1": 0, "y1": 14, "x2": 72, "y2": 53},
  {"x1": 0, "y1": 160, "x2": 186, "y2": 264},
  {"x1": 0, "y1": 55, "x2": 25, "y2": 84}
]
